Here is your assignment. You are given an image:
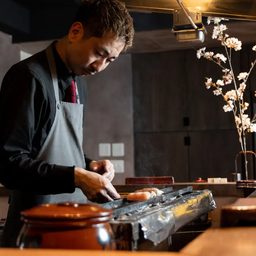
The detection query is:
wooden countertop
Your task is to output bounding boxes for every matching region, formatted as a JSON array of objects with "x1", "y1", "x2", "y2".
[
  {"x1": 0, "y1": 249, "x2": 191, "y2": 256},
  {"x1": 115, "y1": 183, "x2": 245, "y2": 197},
  {"x1": 2, "y1": 228, "x2": 256, "y2": 256},
  {"x1": 0, "y1": 183, "x2": 246, "y2": 197},
  {"x1": 181, "y1": 227, "x2": 256, "y2": 256},
  {"x1": 3, "y1": 227, "x2": 256, "y2": 256}
]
